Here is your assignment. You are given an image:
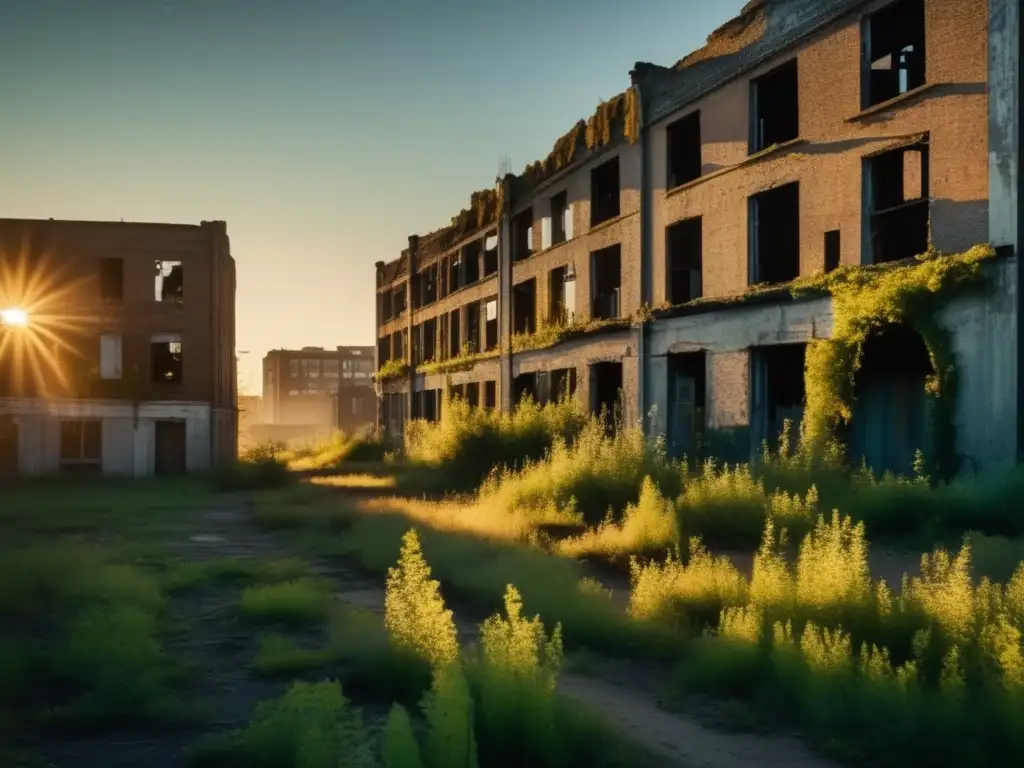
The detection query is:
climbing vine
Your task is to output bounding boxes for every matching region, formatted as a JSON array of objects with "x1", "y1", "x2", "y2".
[{"x1": 797, "y1": 244, "x2": 995, "y2": 478}]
